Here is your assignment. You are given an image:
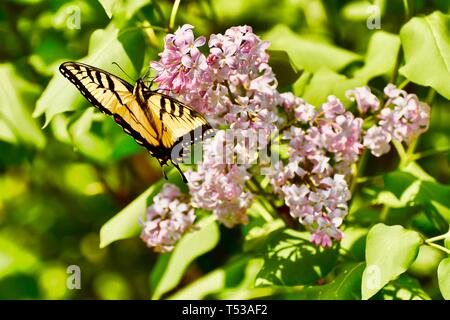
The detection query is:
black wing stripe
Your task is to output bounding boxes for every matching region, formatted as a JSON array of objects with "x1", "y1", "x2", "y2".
[
  {"x1": 170, "y1": 100, "x2": 176, "y2": 115},
  {"x1": 61, "y1": 61, "x2": 134, "y2": 92},
  {"x1": 178, "y1": 104, "x2": 184, "y2": 117},
  {"x1": 160, "y1": 96, "x2": 166, "y2": 114},
  {"x1": 86, "y1": 70, "x2": 96, "y2": 83},
  {"x1": 60, "y1": 65, "x2": 112, "y2": 115},
  {"x1": 134, "y1": 82, "x2": 160, "y2": 137},
  {"x1": 113, "y1": 113, "x2": 165, "y2": 156},
  {"x1": 104, "y1": 74, "x2": 125, "y2": 105},
  {"x1": 95, "y1": 71, "x2": 104, "y2": 88}
]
